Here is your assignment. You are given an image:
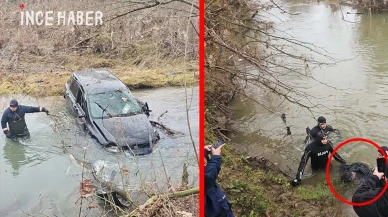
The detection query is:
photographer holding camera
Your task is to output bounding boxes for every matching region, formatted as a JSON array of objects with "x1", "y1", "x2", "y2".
[
  {"x1": 205, "y1": 141, "x2": 234, "y2": 217},
  {"x1": 352, "y1": 146, "x2": 388, "y2": 217}
]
